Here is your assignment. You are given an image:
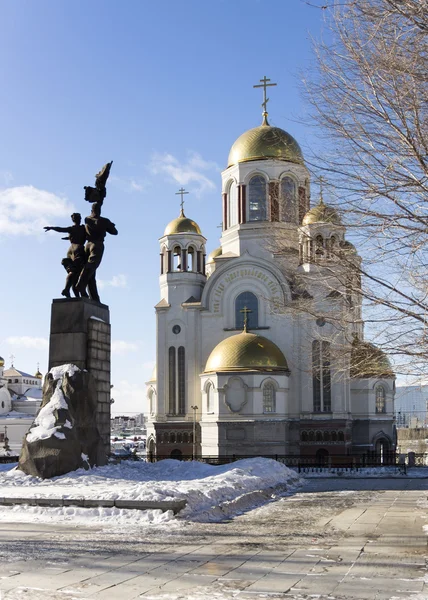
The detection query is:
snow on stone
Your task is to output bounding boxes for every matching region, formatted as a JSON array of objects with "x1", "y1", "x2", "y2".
[
  {"x1": 26, "y1": 375, "x2": 70, "y2": 444},
  {"x1": 49, "y1": 363, "x2": 80, "y2": 381},
  {"x1": 0, "y1": 458, "x2": 301, "y2": 527}
]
